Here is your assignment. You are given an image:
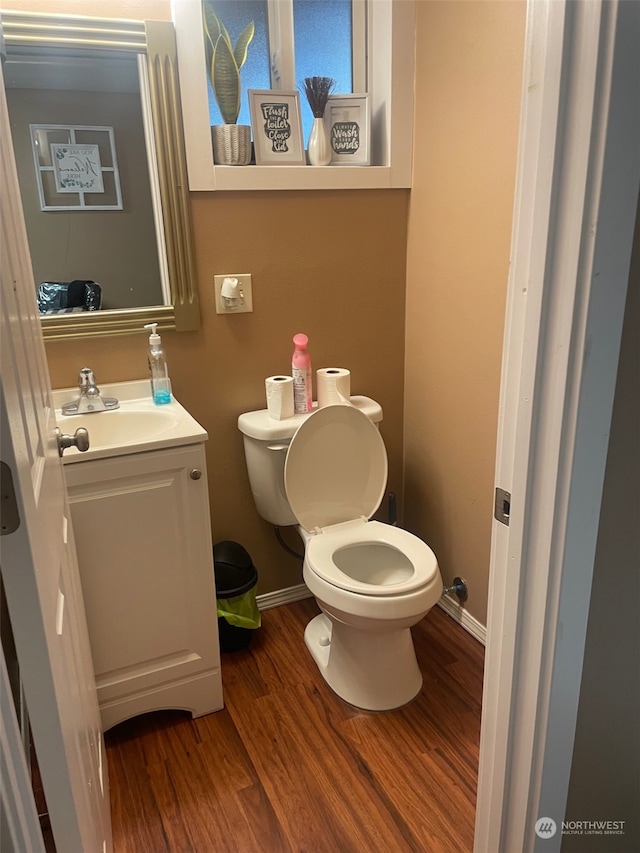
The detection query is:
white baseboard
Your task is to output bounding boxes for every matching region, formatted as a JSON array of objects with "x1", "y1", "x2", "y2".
[
  {"x1": 256, "y1": 583, "x2": 312, "y2": 611},
  {"x1": 437, "y1": 595, "x2": 486, "y2": 646},
  {"x1": 257, "y1": 583, "x2": 486, "y2": 647}
]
